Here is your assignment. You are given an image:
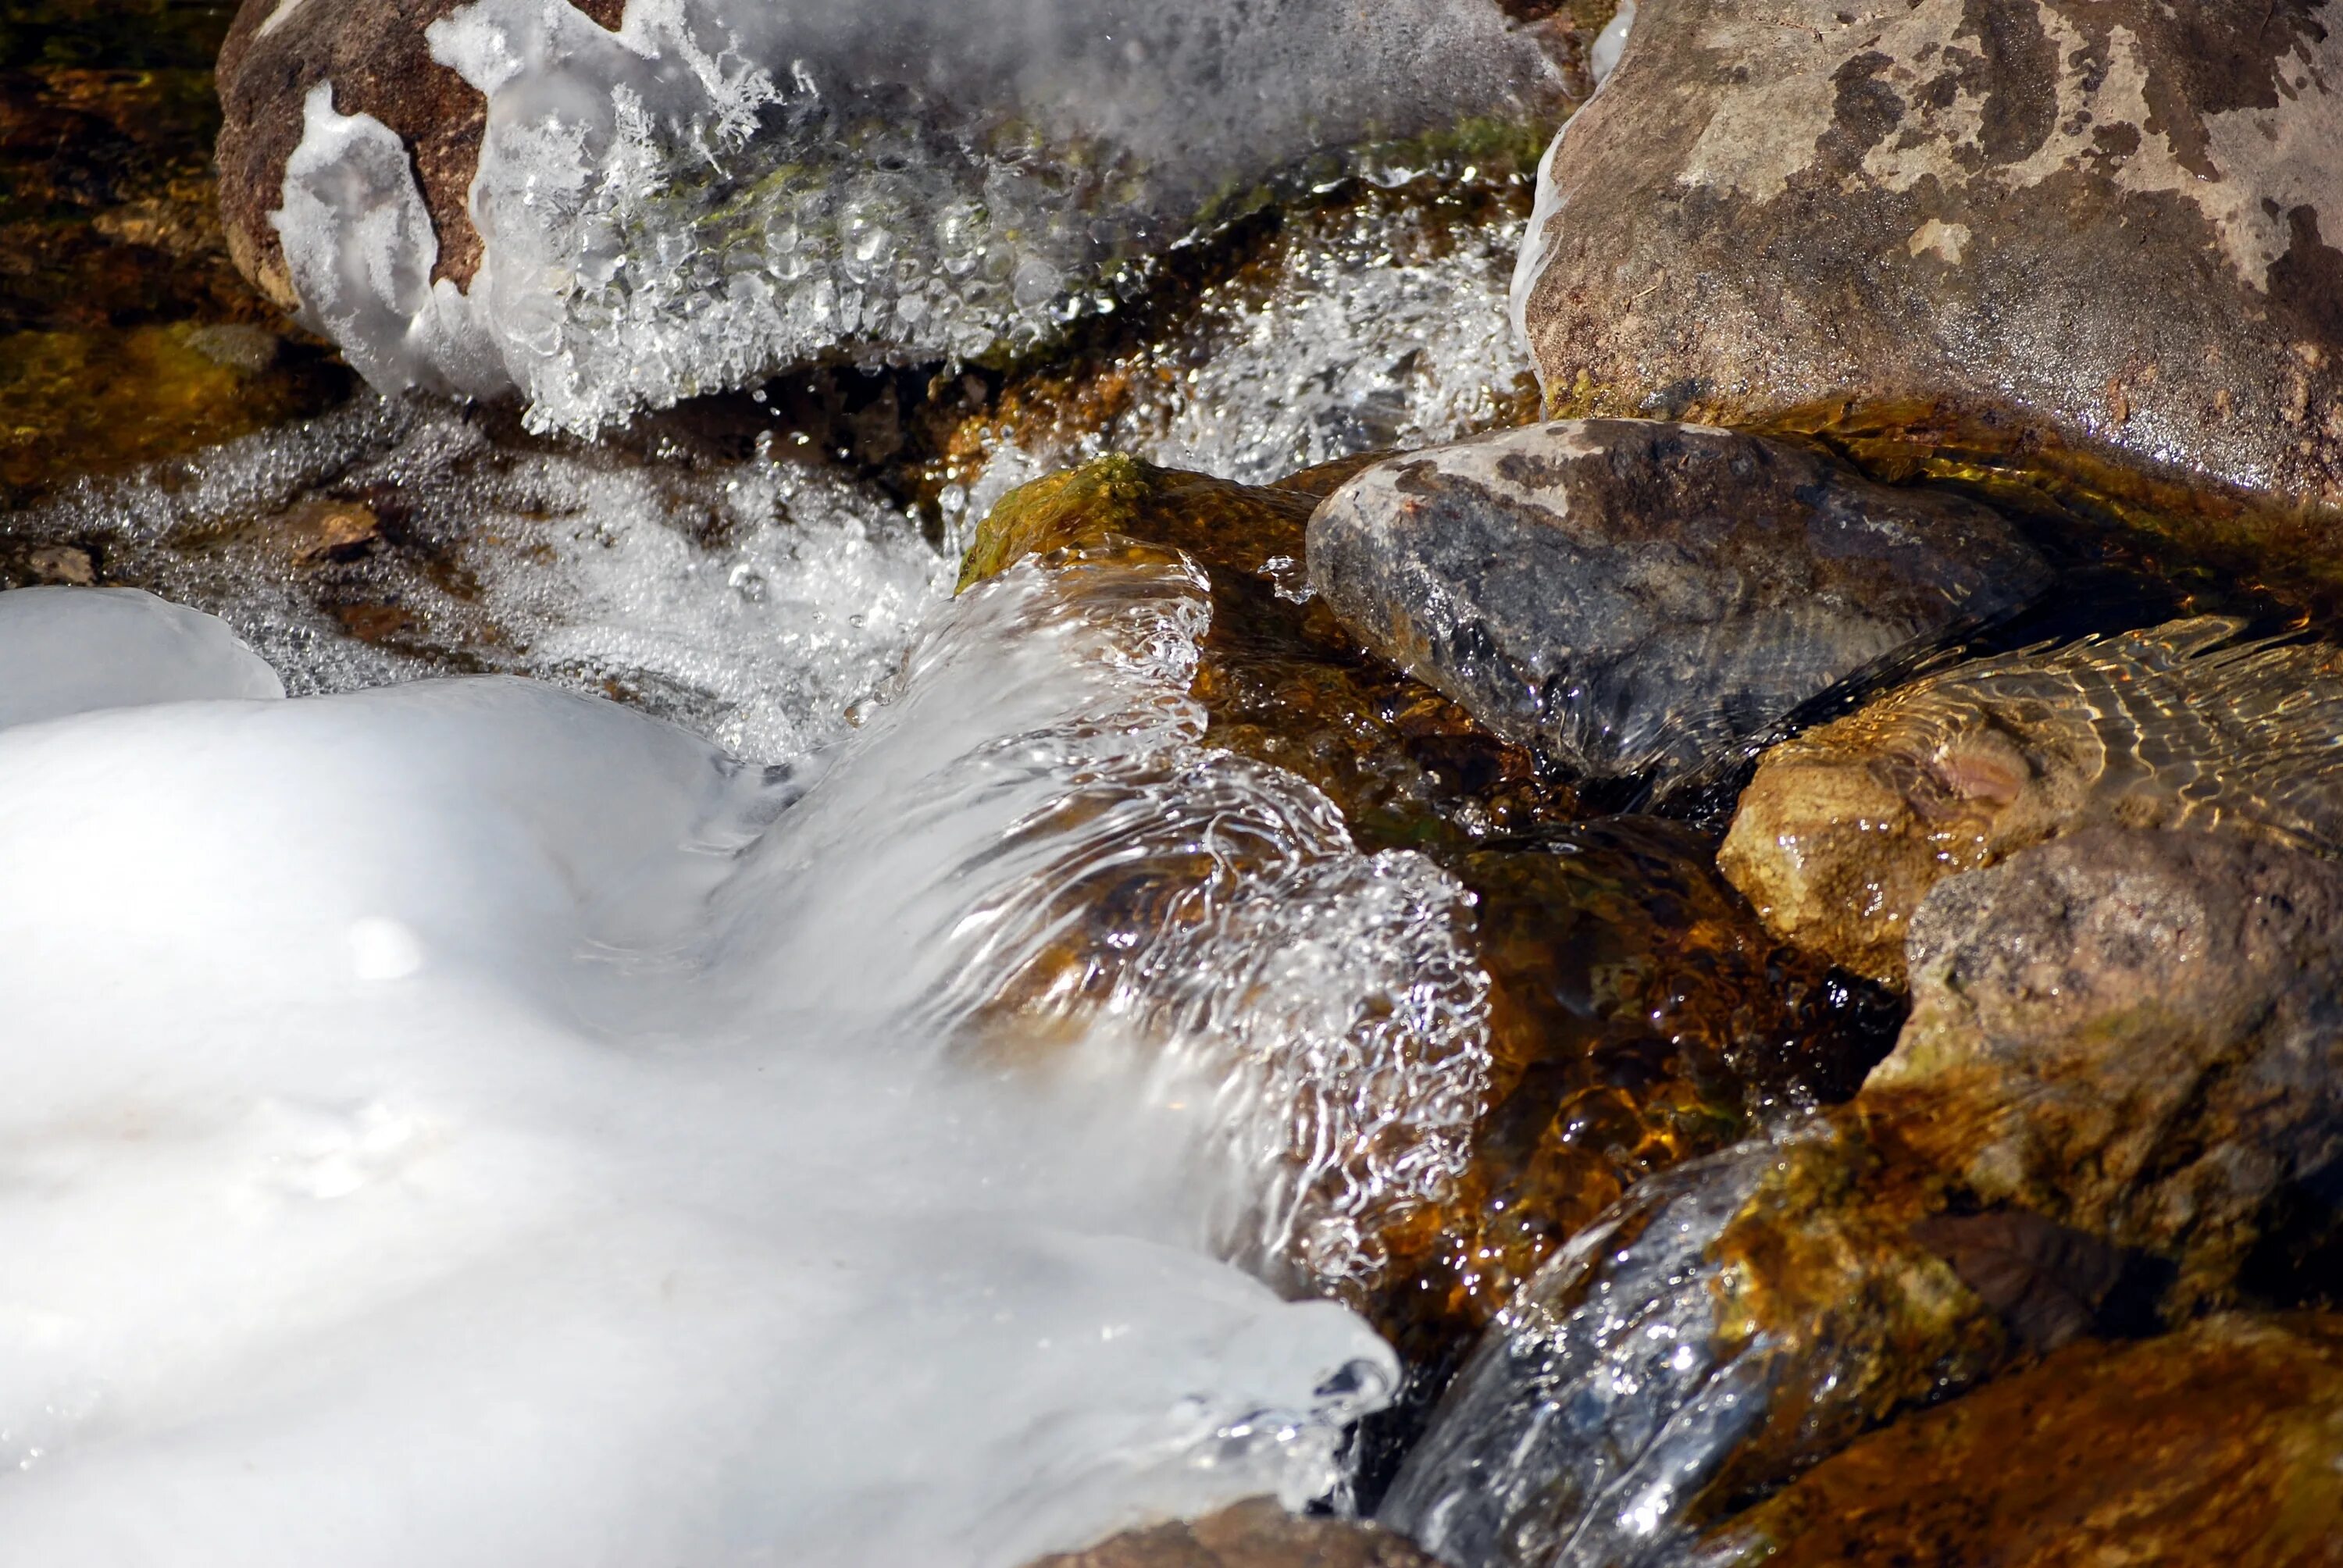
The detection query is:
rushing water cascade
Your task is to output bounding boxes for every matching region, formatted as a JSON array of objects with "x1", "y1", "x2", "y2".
[
  {"x1": 0, "y1": 547, "x2": 1490, "y2": 1559},
  {"x1": 262, "y1": 0, "x2": 1564, "y2": 432}
]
